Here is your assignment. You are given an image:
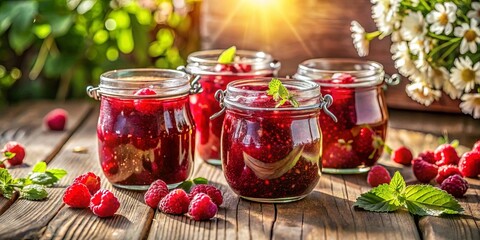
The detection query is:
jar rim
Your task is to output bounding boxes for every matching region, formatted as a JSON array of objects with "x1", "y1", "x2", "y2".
[
  {"x1": 294, "y1": 58, "x2": 385, "y2": 88},
  {"x1": 98, "y1": 68, "x2": 191, "y2": 98},
  {"x1": 223, "y1": 78, "x2": 322, "y2": 111}
]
